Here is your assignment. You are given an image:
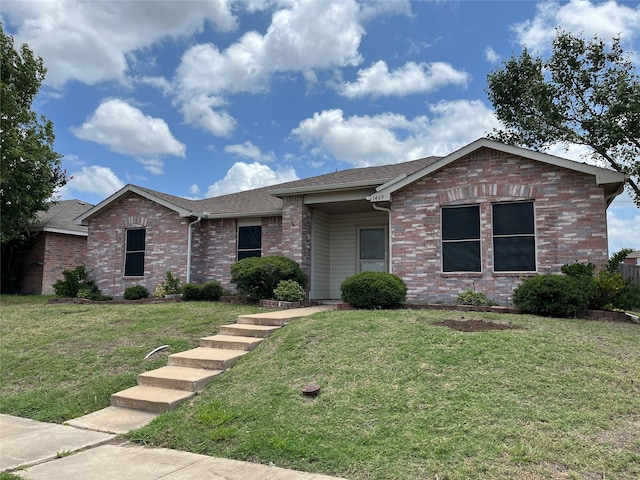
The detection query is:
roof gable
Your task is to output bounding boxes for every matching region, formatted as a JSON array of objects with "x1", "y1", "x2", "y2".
[{"x1": 369, "y1": 138, "x2": 628, "y2": 205}]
